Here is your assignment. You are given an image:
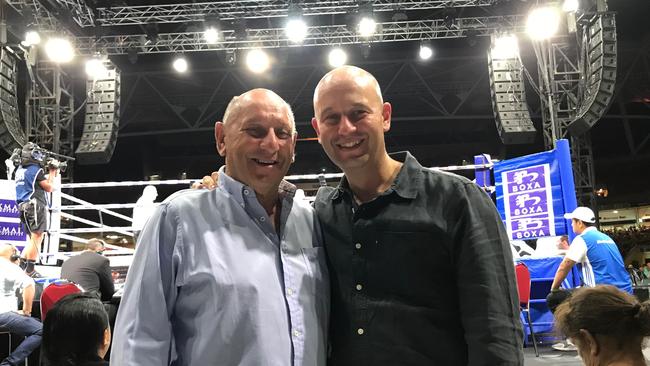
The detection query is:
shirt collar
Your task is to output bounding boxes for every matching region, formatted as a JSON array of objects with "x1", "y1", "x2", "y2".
[
  {"x1": 329, "y1": 151, "x2": 421, "y2": 201},
  {"x1": 582, "y1": 226, "x2": 598, "y2": 234},
  {"x1": 217, "y1": 166, "x2": 297, "y2": 205}
]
